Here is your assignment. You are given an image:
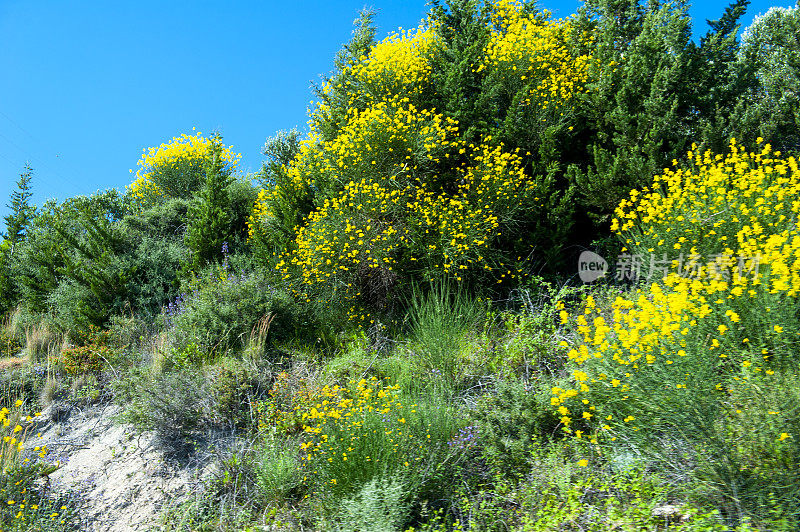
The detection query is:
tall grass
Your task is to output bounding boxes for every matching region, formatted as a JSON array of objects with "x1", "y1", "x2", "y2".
[
  {"x1": 407, "y1": 282, "x2": 484, "y2": 386},
  {"x1": 24, "y1": 321, "x2": 60, "y2": 364}
]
